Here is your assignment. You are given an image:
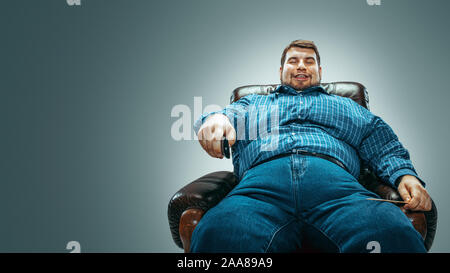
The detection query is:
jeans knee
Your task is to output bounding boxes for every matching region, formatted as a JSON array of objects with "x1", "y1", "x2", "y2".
[
  {"x1": 190, "y1": 211, "x2": 275, "y2": 253},
  {"x1": 365, "y1": 221, "x2": 426, "y2": 253},
  {"x1": 190, "y1": 215, "x2": 250, "y2": 252},
  {"x1": 190, "y1": 219, "x2": 219, "y2": 252}
]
